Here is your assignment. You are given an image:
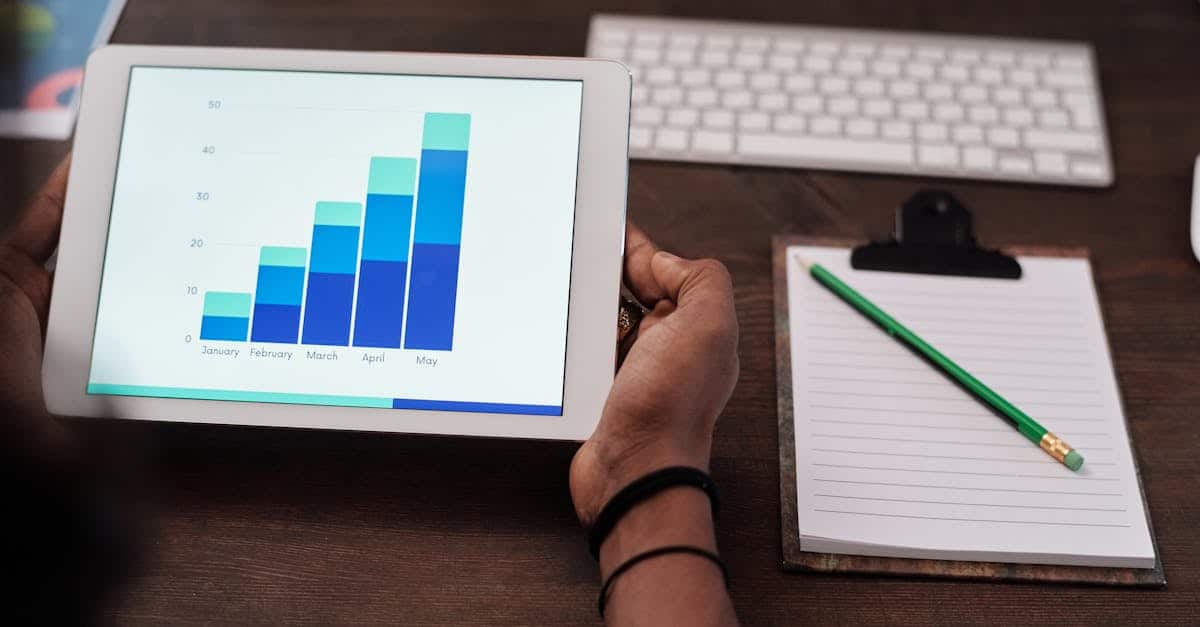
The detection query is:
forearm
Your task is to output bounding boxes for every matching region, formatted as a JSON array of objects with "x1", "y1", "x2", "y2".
[{"x1": 598, "y1": 487, "x2": 737, "y2": 627}]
